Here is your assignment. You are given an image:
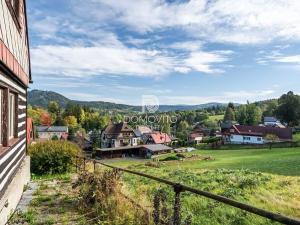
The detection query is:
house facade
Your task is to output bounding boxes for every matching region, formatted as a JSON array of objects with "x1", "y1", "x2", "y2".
[
  {"x1": 0, "y1": 0, "x2": 32, "y2": 224},
  {"x1": 223, "y1": 125, "x2": 292, "y2": 144},
  {"x1": 101, "y1": 122, "x2": 138, "y2": 148},
  {"x1": 35, "y1": 126, "x2": 69, "y2": 140}
]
